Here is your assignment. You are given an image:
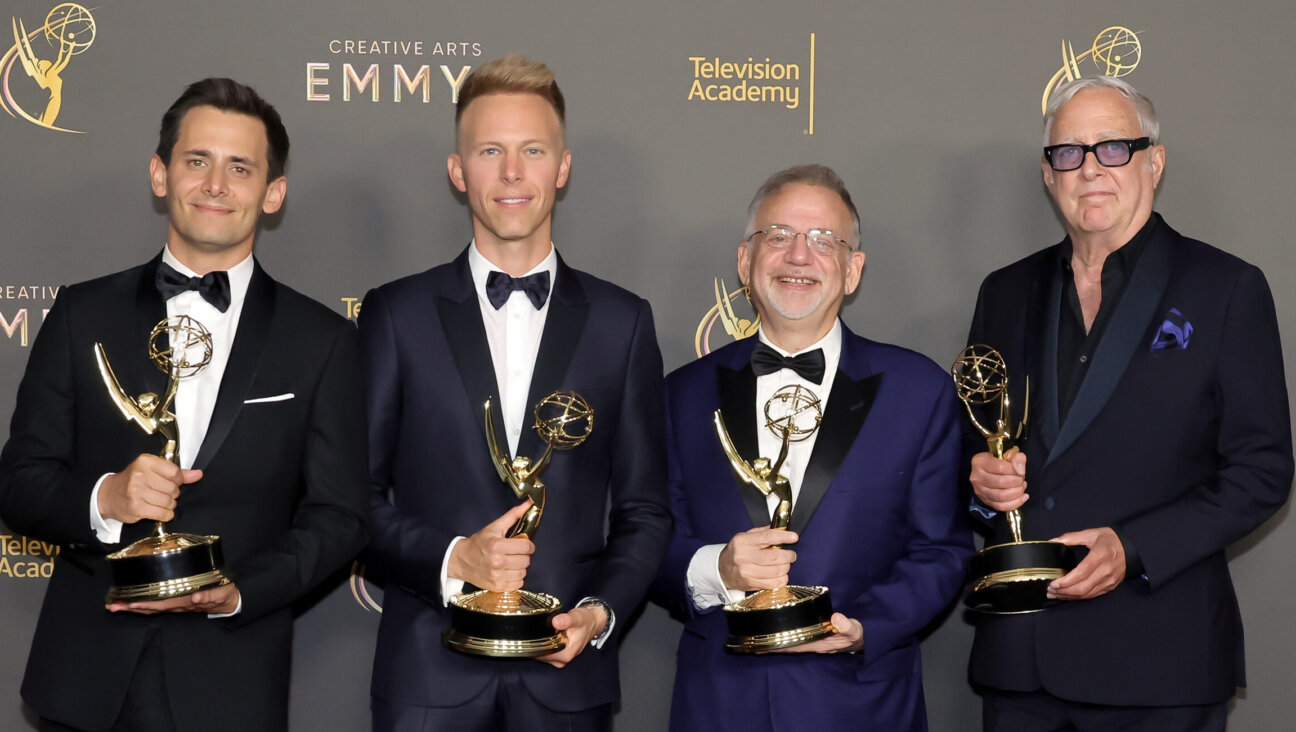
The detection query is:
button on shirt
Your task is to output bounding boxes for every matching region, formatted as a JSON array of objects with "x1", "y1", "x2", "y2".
[
  {"x1": 90, "y1": 247, "x2": 253, "y2": 544},
  {"x1": 687, "y1": 320, "x2": 843, "y2": 609}
]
